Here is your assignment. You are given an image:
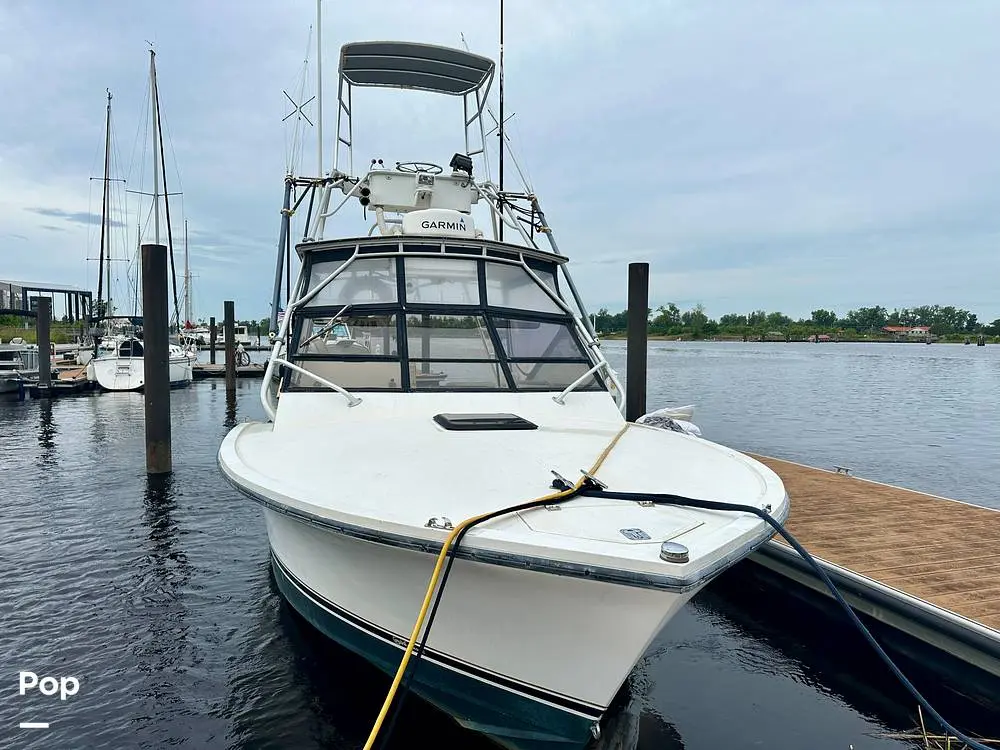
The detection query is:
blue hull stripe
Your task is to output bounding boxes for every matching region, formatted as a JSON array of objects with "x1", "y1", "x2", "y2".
[{"x1": 271, "y1": 553, "x2": 601, "y2": 749}]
